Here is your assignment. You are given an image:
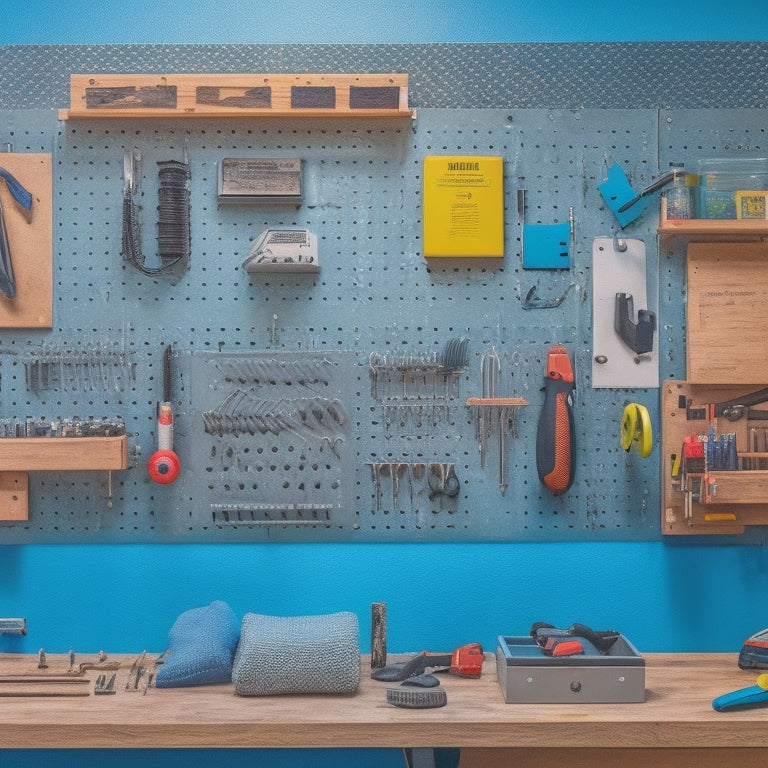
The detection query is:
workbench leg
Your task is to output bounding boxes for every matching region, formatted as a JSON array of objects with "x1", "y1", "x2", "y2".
[{"x1": 403, "y1": 747, "x2": 460, "y2": 768}]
